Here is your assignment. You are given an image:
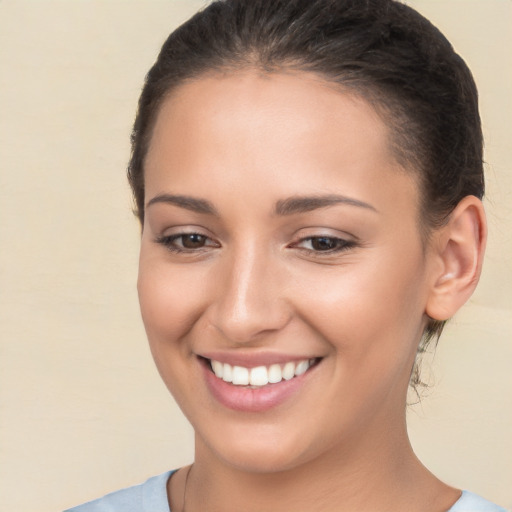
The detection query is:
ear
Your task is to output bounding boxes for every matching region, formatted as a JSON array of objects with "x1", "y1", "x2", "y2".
[{"x1": 425, "y1": 195, "x2": 487, "y2": 321}]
